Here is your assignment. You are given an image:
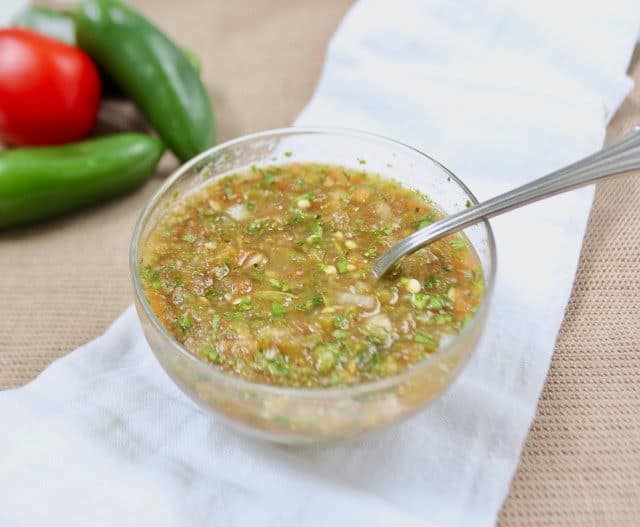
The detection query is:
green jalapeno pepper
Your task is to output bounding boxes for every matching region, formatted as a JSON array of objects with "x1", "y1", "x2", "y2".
[
  {"x1": 72, "y1": 0, "x2": 215, "y2": 162},
  {"x1": 0, "y1": 133, "x2": 164, "y2": 229}
]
